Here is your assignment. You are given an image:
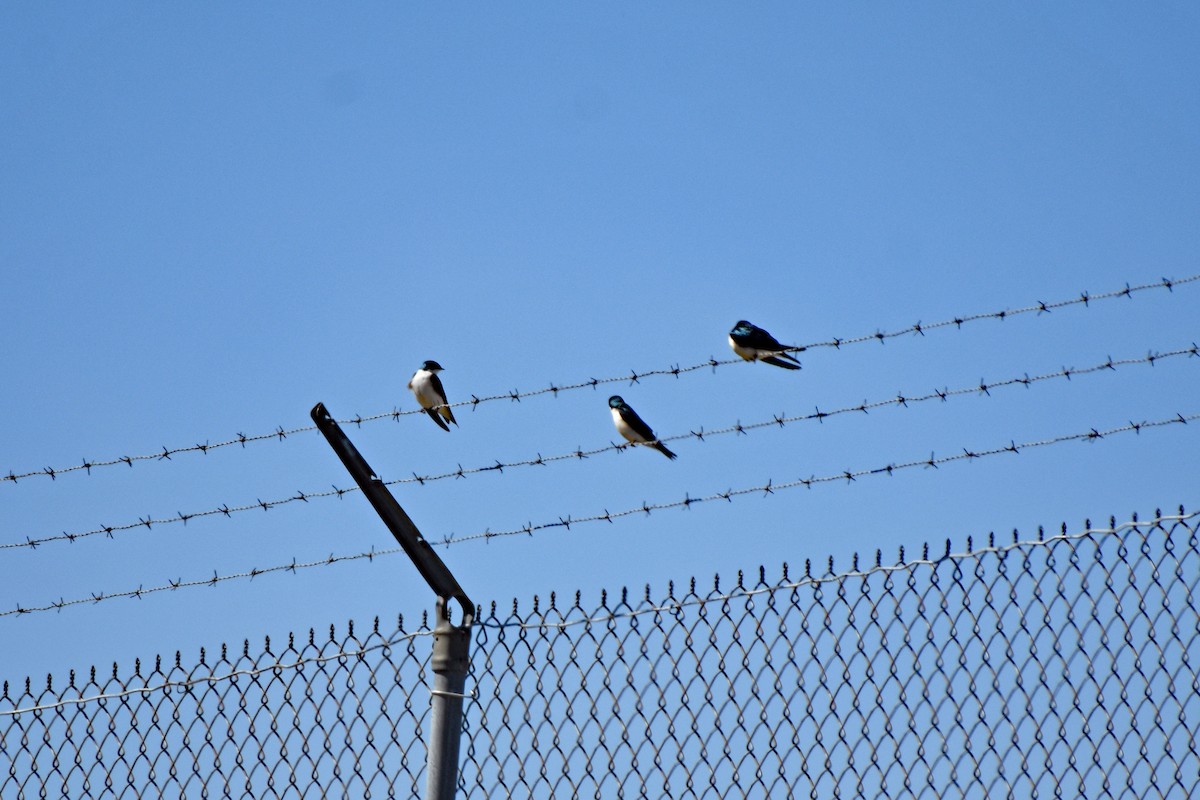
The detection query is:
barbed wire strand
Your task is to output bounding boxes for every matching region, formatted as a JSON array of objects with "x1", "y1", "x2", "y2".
[
  {"x1": 6, "y1": 274, "x2": 1195, "y2": 486},
  {"x1": 3, "y1": 411, "x2": 1195, "y2": 620},
  {"x1": 5, "y1": 344, "x2": 1195, "y2": 553},
  {"x1": 3, "y1": 505, "x2": 1193, "y2": 715},
  {"x1": 440, "y1": 412, "x2": 1198, "y2": 546}
]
